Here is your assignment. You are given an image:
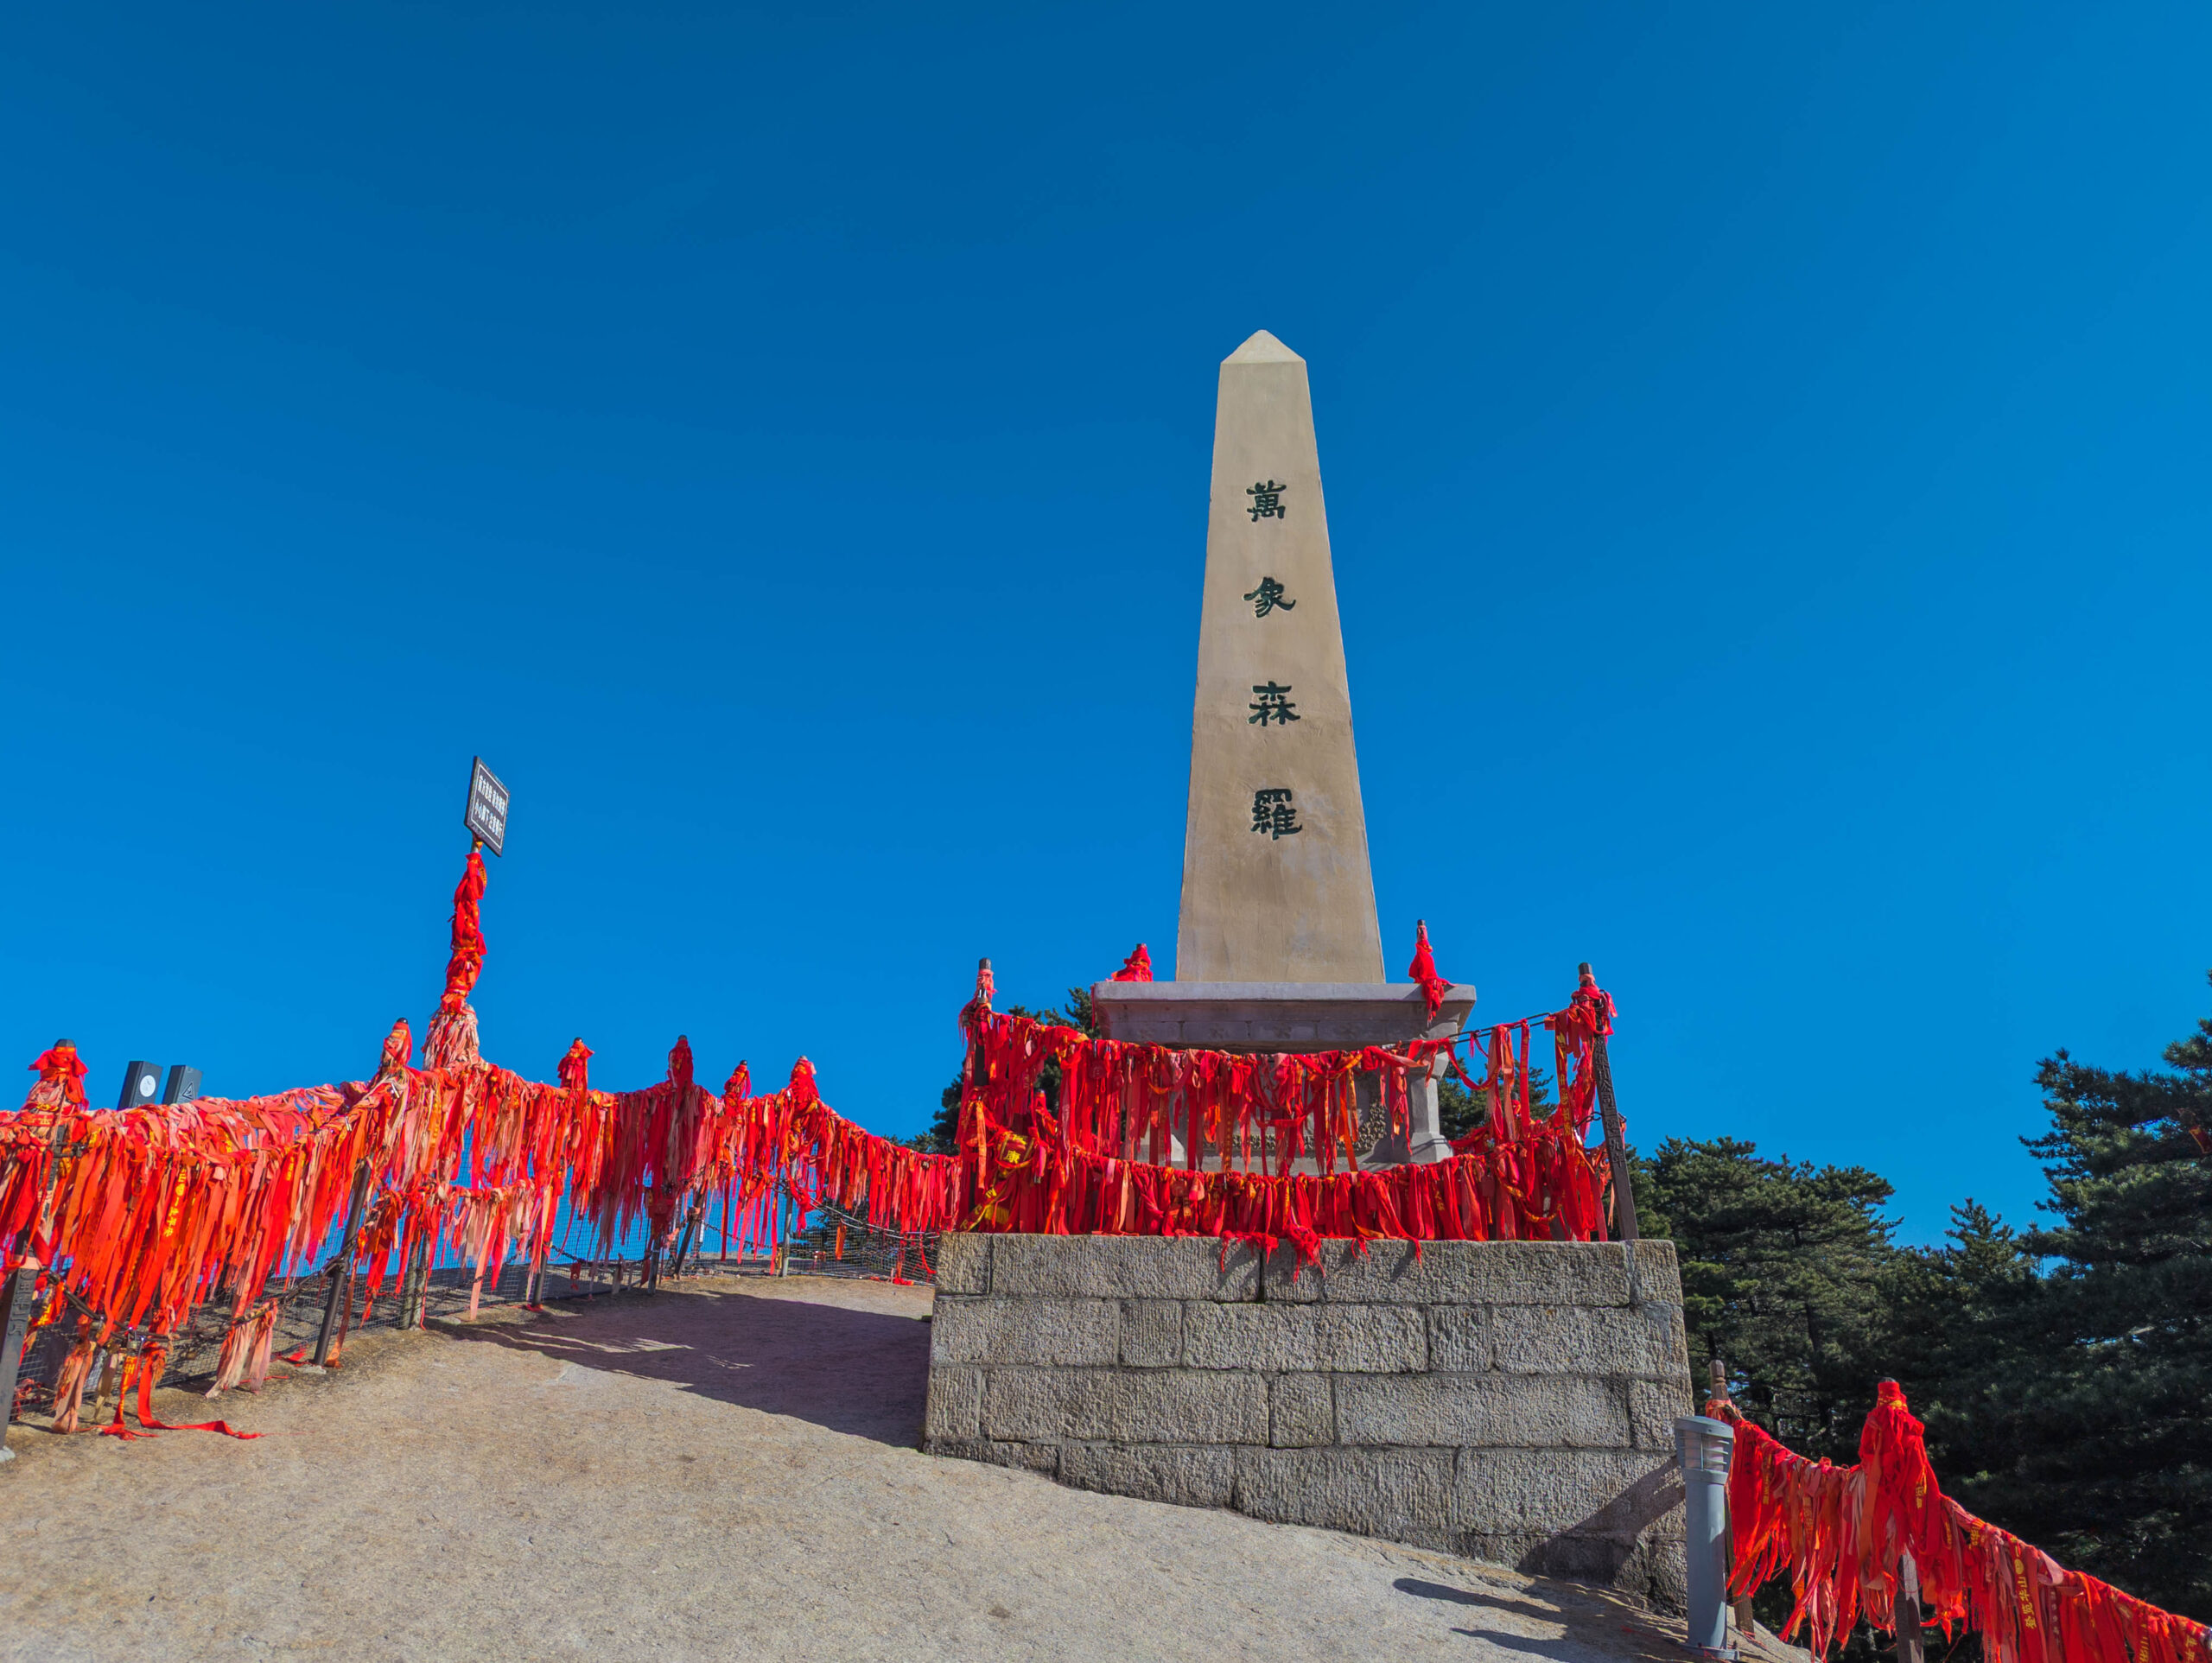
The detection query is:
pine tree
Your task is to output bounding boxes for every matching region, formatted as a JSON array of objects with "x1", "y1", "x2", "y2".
[
  {"x1": 1646, "y1": 1137, "x2": 1900, "y2": 1459},
  {"x1": 1883, "y1": 1200, "x2": 2042, "y2": 1491},
  {"x1": 1929, "y1": 982, "x2": 2212, "y2": 1617}
]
